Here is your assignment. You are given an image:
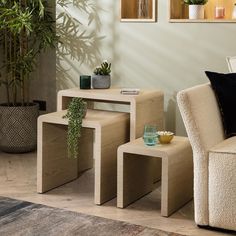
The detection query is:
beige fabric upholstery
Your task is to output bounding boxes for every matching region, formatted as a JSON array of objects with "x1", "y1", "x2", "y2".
[
  {"x1": 209, "y1": 137, "x2": 236, "y2": 230},
  {"x1": 177, "y1": 83, "x2": 225, "y2": 226}
]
